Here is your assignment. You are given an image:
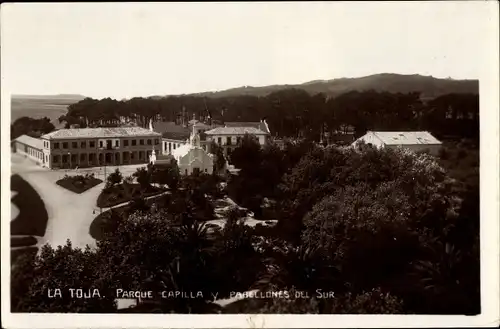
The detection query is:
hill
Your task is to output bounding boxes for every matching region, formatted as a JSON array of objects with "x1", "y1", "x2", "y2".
[
  {"x1": 189, "y1": 73, "x2": 479, "y2": 99},
  {"x1": 11, "y1": 94, "x2": 86, "y2": 127}
]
